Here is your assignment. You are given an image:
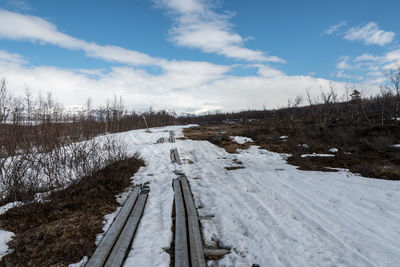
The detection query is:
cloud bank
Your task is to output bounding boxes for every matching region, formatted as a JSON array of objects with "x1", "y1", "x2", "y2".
[
  {"x1": 0, "y1": 49, "x2": 345, "y2": 113},
  {"x1": 0, "y1": 7, "x2": 362, "y2": 113}
]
